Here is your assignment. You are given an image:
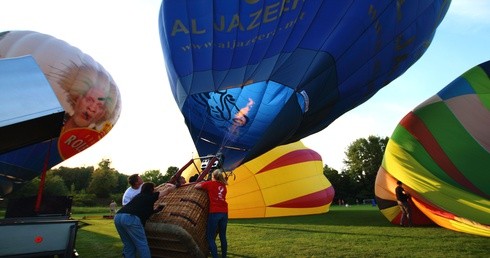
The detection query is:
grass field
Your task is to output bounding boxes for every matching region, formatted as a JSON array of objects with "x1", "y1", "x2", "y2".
[{"x1": 72, "y1": 205, "x2": 489, "y2": 257}]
